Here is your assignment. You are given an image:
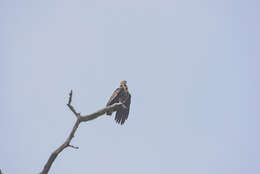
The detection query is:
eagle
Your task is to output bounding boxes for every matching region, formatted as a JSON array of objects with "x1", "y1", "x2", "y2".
[{"x1": 106, "y1": 80, "x2": 131, "y2": 125}]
